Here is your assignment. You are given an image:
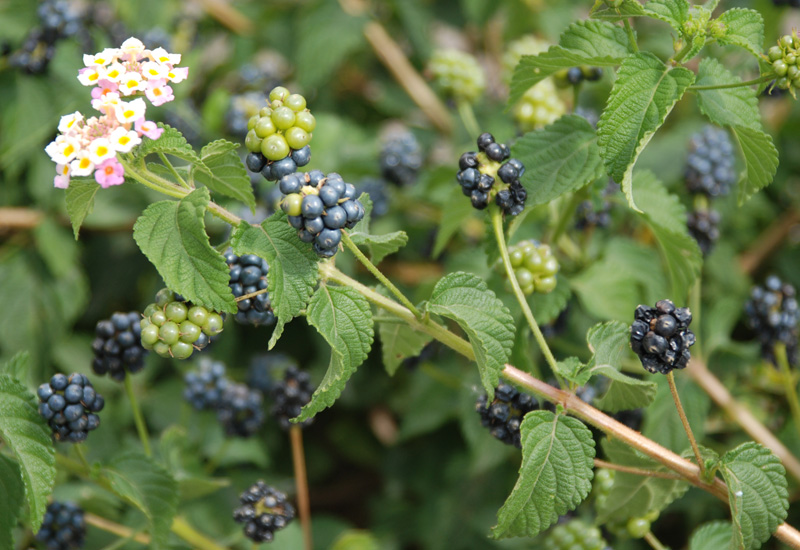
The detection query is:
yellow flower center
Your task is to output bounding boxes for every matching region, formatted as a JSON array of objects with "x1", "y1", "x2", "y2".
[
  {"x1": 79, "y1": 158, "x2": 91, "y2": 169},
  {"x1": 119, "y1": 136, "x2": 130, "y2": 145},
  {"x1": 97, "y1": 146, "x2": 109, "y2": 156},
  {"x1": 123, "y1": 110, "x2": 134, "y2": 119},
  {"x1": 64, "y1": 144, "x2": 75, "y2": 156}
]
